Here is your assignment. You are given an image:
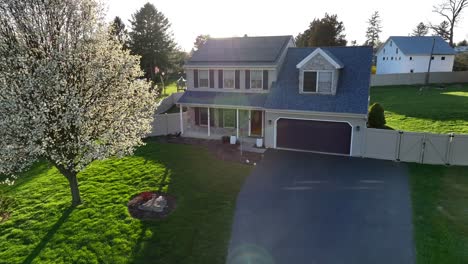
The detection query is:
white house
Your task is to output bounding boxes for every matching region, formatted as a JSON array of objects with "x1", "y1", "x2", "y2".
[{"x1": 376, "y1": 36, "x2": 455, "y2": 74}]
